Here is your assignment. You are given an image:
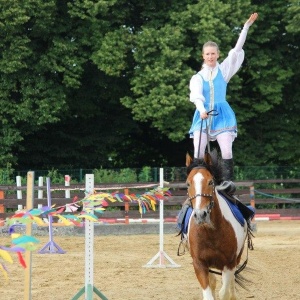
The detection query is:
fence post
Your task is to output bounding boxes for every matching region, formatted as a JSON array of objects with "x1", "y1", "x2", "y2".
[
  {"x1": 250, "y1": 186, "x2": 255, "y2": 209},
  {"x1": 38, "y1": 176, "x2": 44, "y2": 200},
  {"x1": 16, "y1": 175, "x2": 22, "y2": 199},
  {"x1": 250, "y1": 185, "x2": 256, "y2": 228},
  {"x1": 124, "y1": 188, "x2": 129, "y2": 225},
  {"x1": 65, "y1": 175, "x2": 71, "y2": 199},
  {"x1": 0, "y1": 190, "x2": 4, "y2": 226}
]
